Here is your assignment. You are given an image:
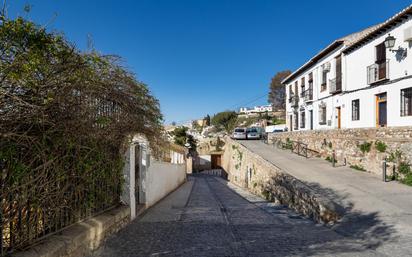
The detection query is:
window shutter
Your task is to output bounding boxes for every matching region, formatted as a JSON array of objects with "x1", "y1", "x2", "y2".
[
  {"x1": 336, "y1": 55, "x2": 342, "y2": 80},
  {"x1": 376, "y1": 43, "x2": 386, "y2": 64}
]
